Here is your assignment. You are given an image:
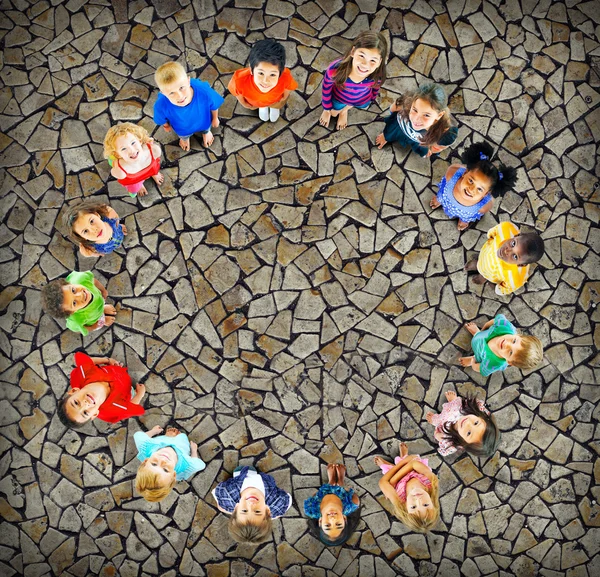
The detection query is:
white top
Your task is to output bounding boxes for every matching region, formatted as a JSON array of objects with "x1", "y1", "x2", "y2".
[{"x1": 235, "y1": 468, "x2": 266, "y2": 496}]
